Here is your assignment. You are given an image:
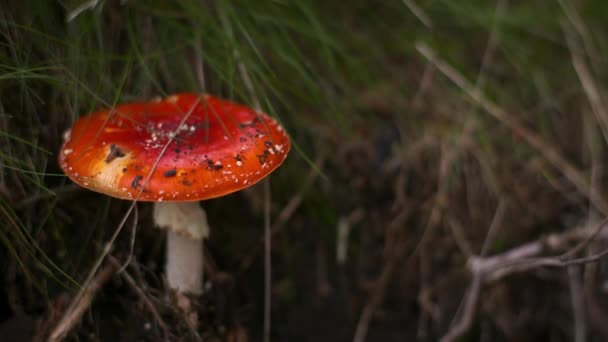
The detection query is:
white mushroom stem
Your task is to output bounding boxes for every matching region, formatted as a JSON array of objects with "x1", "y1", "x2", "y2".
[
  {"x1": 166, "y1": 230, "x2": 203, "y2": 294},
  {"x1": 153, "y1": 202, "x2": 209, "y2": 295}
]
